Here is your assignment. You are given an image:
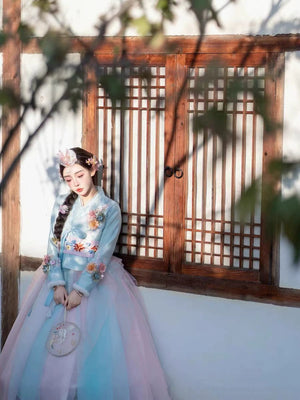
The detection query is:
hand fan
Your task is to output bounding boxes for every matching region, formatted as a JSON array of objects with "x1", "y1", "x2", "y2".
[{"x1": 46, "y1": 308, "x2": 81, "y2": 357}]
